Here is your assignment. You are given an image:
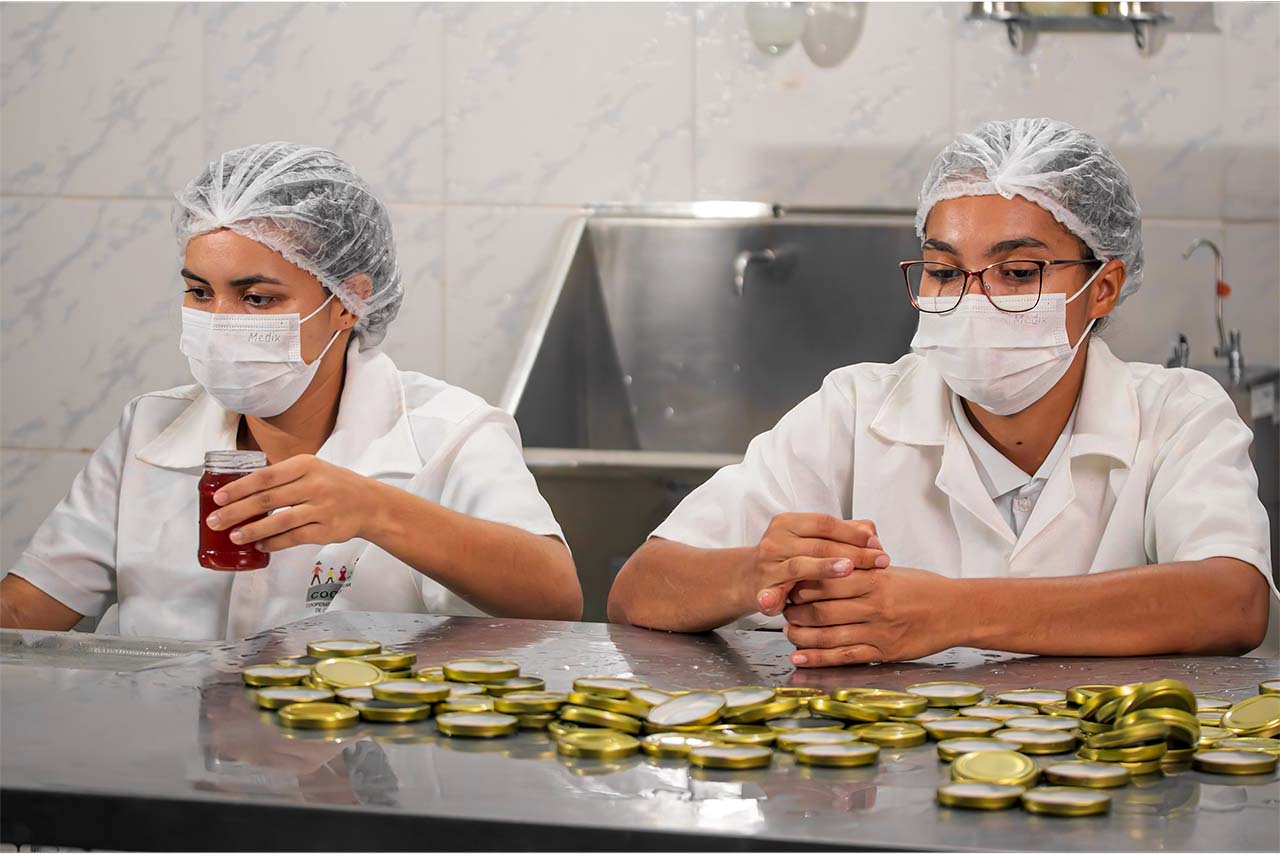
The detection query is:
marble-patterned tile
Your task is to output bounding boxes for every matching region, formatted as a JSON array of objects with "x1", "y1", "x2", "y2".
[
  {"x1": 377, "y1": 205, "x2": 446, "y2": 379},
  {"x1": 952, "y1": 9, "x2": 1226, "y2": 219},
  {"x1": 443, "y1": 205, "x2": 582, "y2": 404},
  {"x1": 1222, "y1": 1, "x2": 1280, "y2": 222},
  {"x1": 203, "y1": 2, "x2": 444, "y2": 203},
  {"x1": 1, "y1": 198, "x2": 192, "y2": 450},
  {"x1": 0, "y1": 3, "x2": 202, "y2": 196},
  {"x1": 1103, "y1": 221, "x2": 1228, "y2": 367},
  {"x1": 1, "y1": 449, "x2": 90, "y2": 572},
  {"x1": 694, "y1": 2, "x2": 953, "y2": 207},
  {"x1": 444, "y1": 2, "x2": 693, "y2": 204},
  {"x1": 1223, "y1": 221, "x2": 1280, "y2": 371}
]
